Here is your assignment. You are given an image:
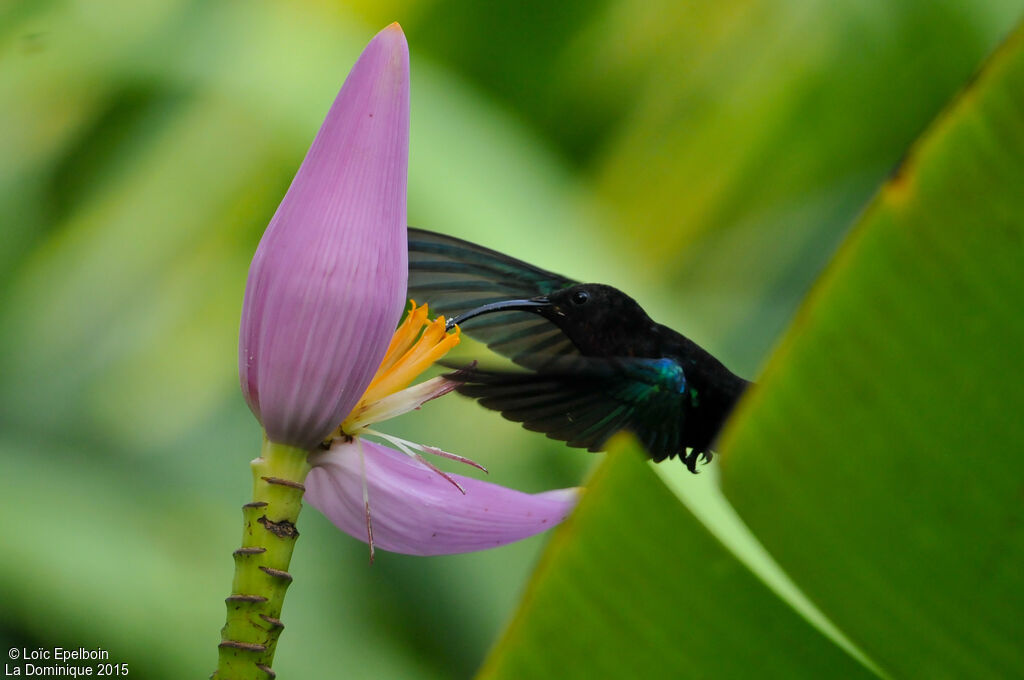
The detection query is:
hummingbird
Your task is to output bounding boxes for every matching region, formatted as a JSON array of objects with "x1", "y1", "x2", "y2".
[{"x1": 407, "y1": 228, "x2": 751, "y2": 472}]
